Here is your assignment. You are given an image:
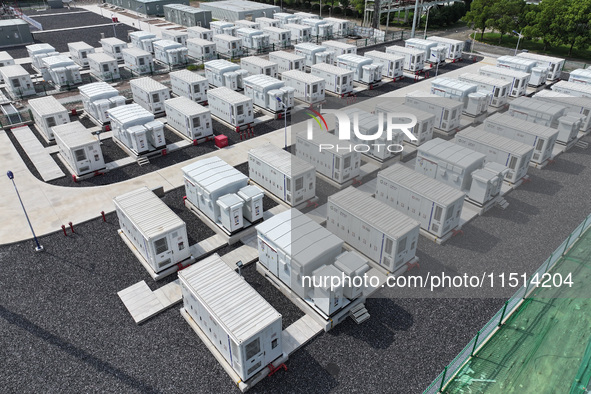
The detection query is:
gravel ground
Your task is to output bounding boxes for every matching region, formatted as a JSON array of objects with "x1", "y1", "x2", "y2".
[{"x1": 31, "y1": 11, "x2": 114, "y2": 30}]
